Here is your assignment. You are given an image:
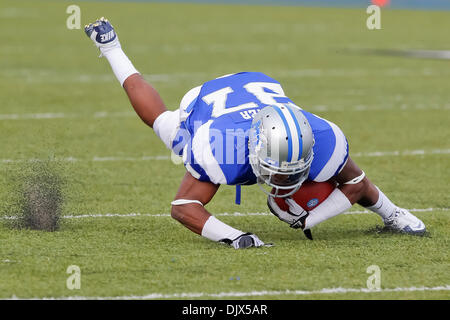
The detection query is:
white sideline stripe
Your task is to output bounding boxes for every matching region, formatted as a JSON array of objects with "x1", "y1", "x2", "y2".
[
  {"x1": 2, "y1": 208, "x2": 448, "y2": 221},
  {"x1": 1, "y1": 148, "x2": 449, "y2": 164},
  {"x1": 10, "y1": 285, "x2": 450, "y2": 300},
  {"x1": 4, "y1": 66, "x2": 449, "y2": 84}
]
